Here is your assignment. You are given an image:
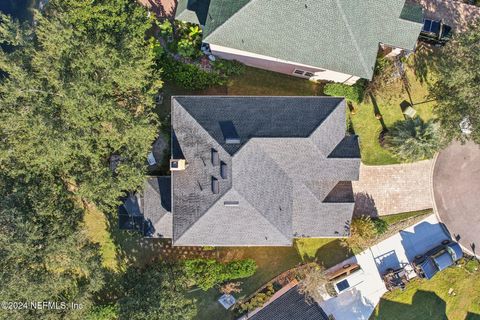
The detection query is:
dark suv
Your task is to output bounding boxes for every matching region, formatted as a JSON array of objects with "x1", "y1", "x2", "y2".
[
  {"x1": 419, "y1": 19, "x2": 452, "y2": 46},
  {"x1": 412, "y1": 240, "x2": 463, "y2": 279}
]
